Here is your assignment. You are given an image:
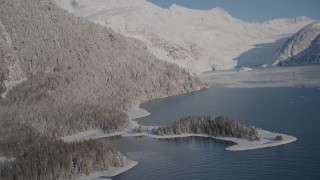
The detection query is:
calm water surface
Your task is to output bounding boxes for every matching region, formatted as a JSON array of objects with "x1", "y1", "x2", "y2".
[{"x1": 105, "y1": 87, "x2": 320, "y2": 180}]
